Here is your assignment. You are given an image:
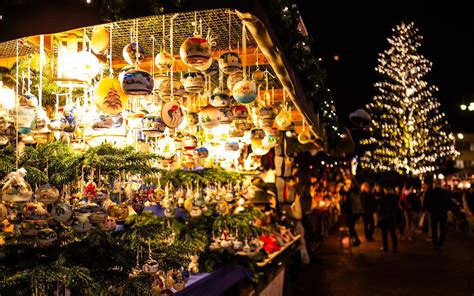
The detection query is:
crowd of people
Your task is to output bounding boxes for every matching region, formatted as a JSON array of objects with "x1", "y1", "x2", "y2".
[{"x1": 339, "y1": 176, "x2": 474, "y2": 252}]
